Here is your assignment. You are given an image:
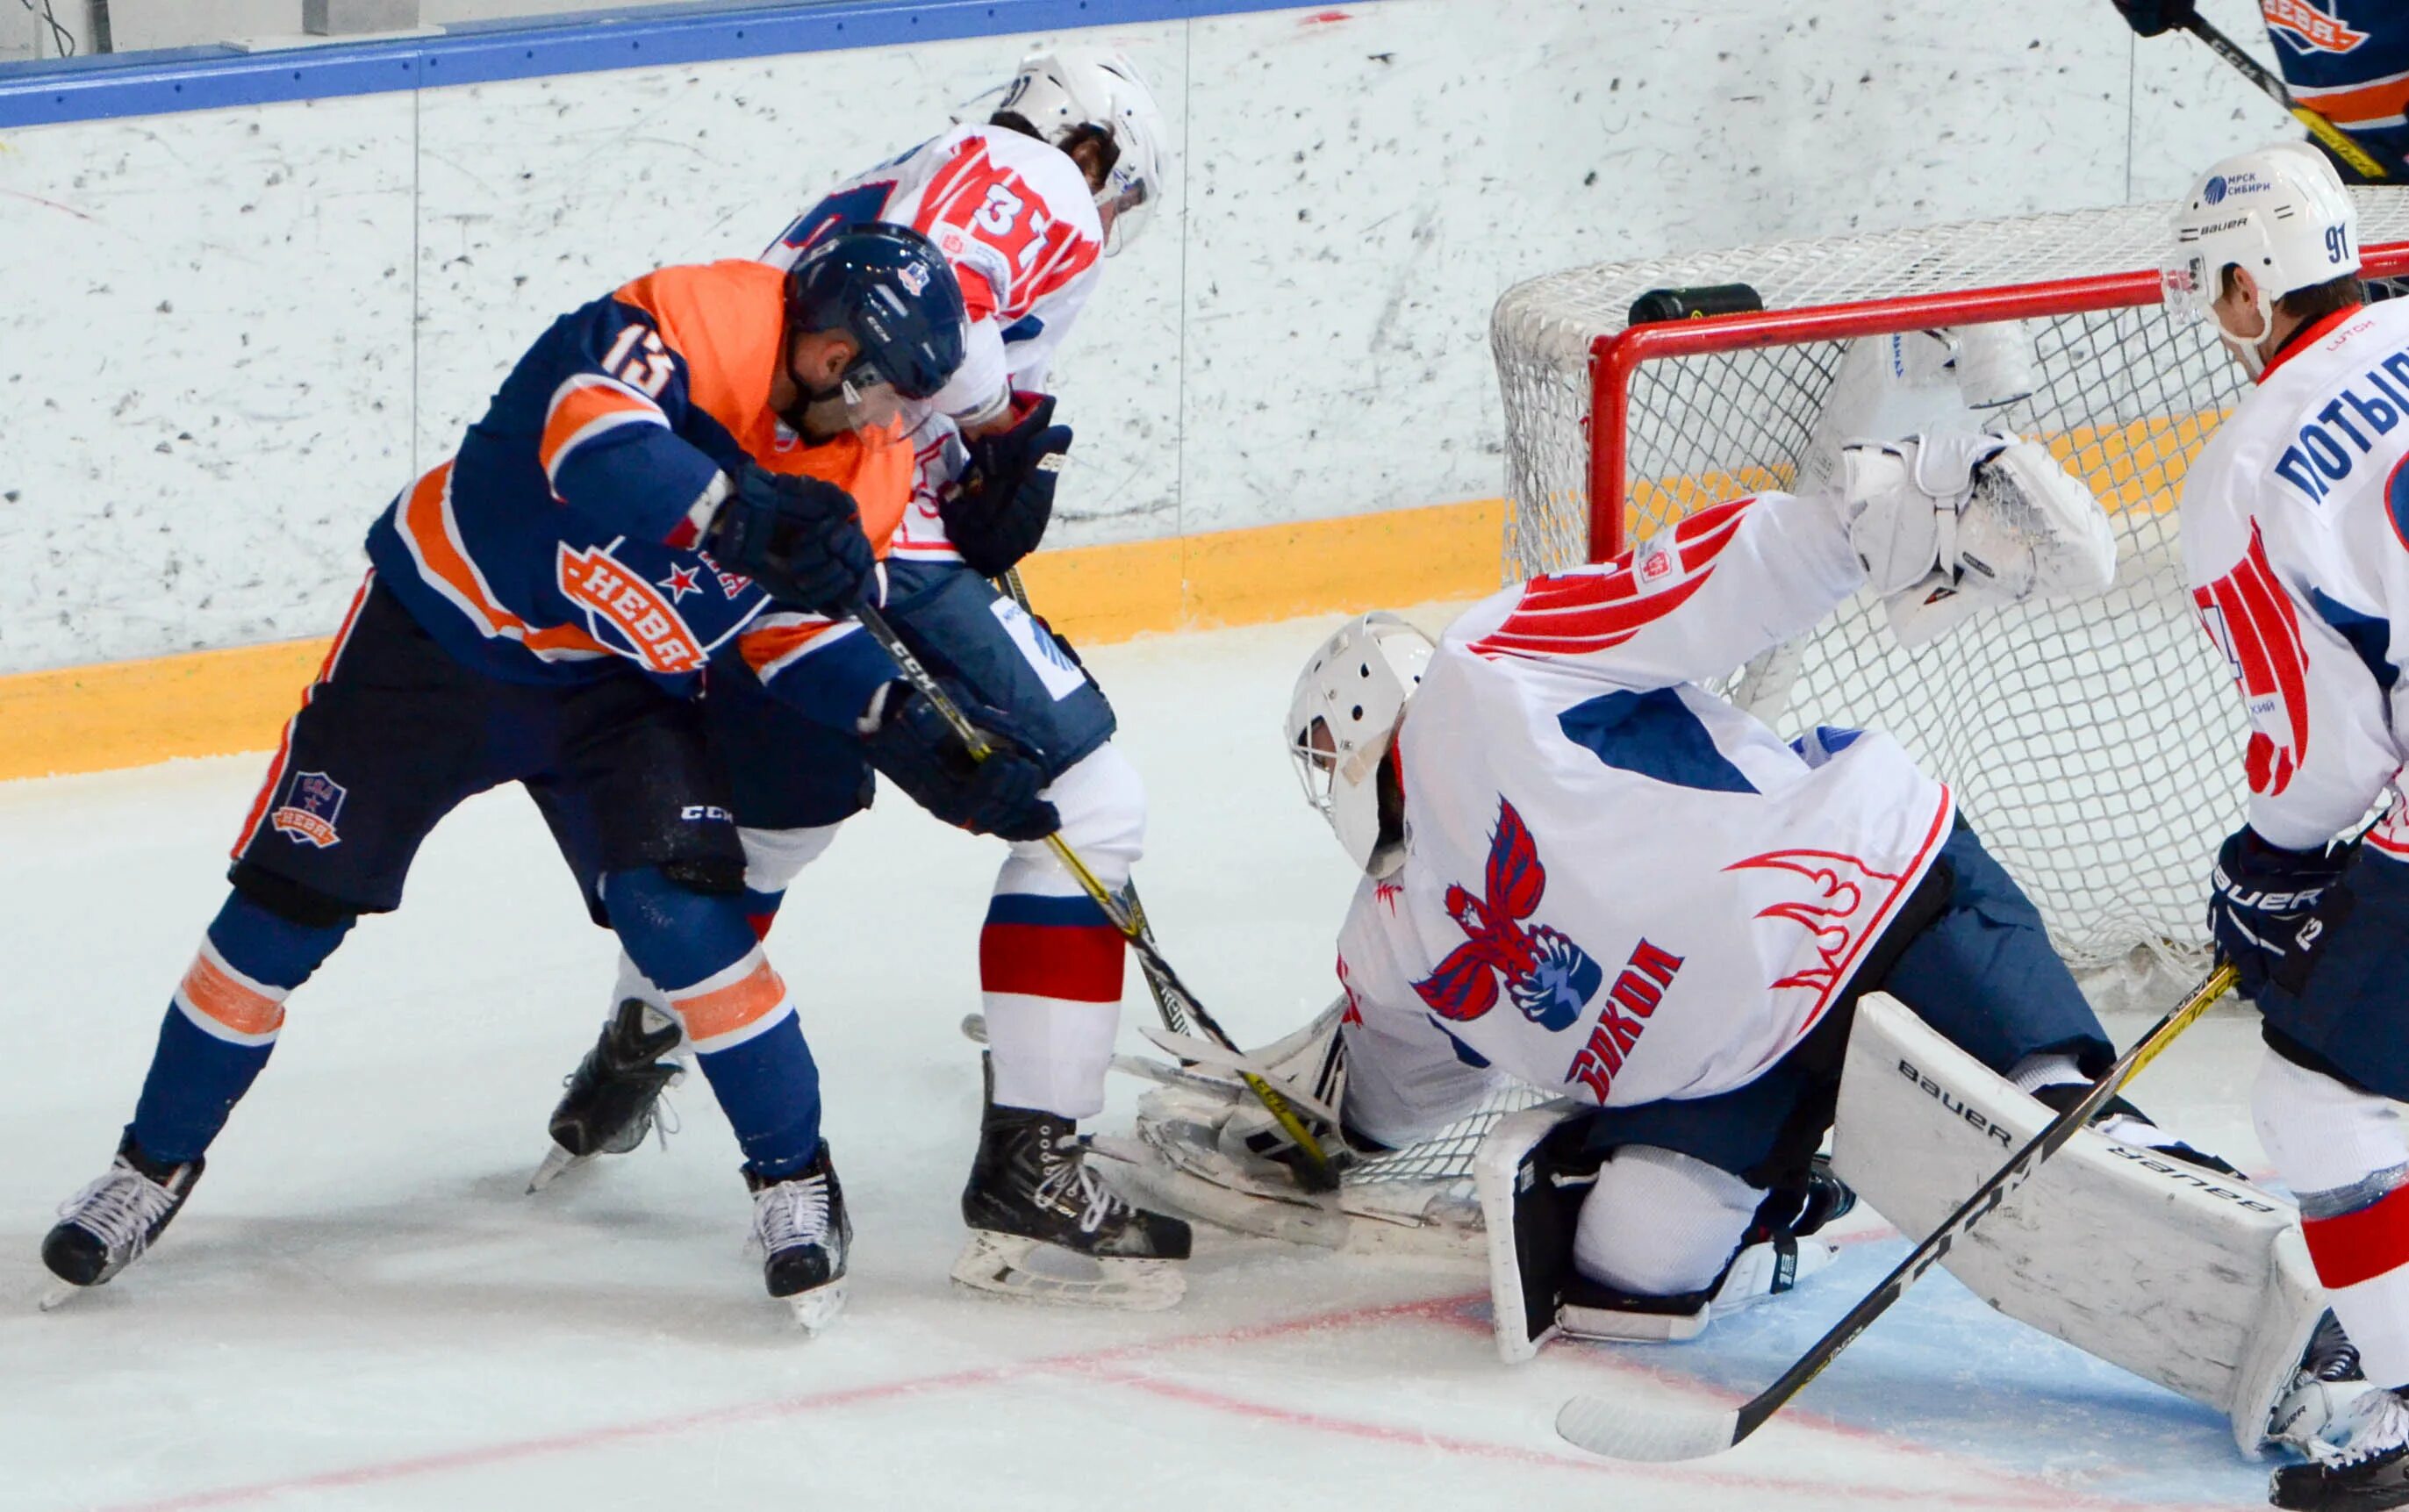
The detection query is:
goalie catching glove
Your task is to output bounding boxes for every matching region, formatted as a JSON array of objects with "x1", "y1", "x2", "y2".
[
  {"x1": 940, "y1": 392, "x2": 1072, "y2": 578},
  {"x1": 858, "y1": 679, "x2": 1059, "y2": 841},
  {"x1": 1839, "y1": 429, "x2": 2117, "y2": 647},
  {"x1": 2210, "y1": 826, "x2": 2359, "y2": 998}
]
